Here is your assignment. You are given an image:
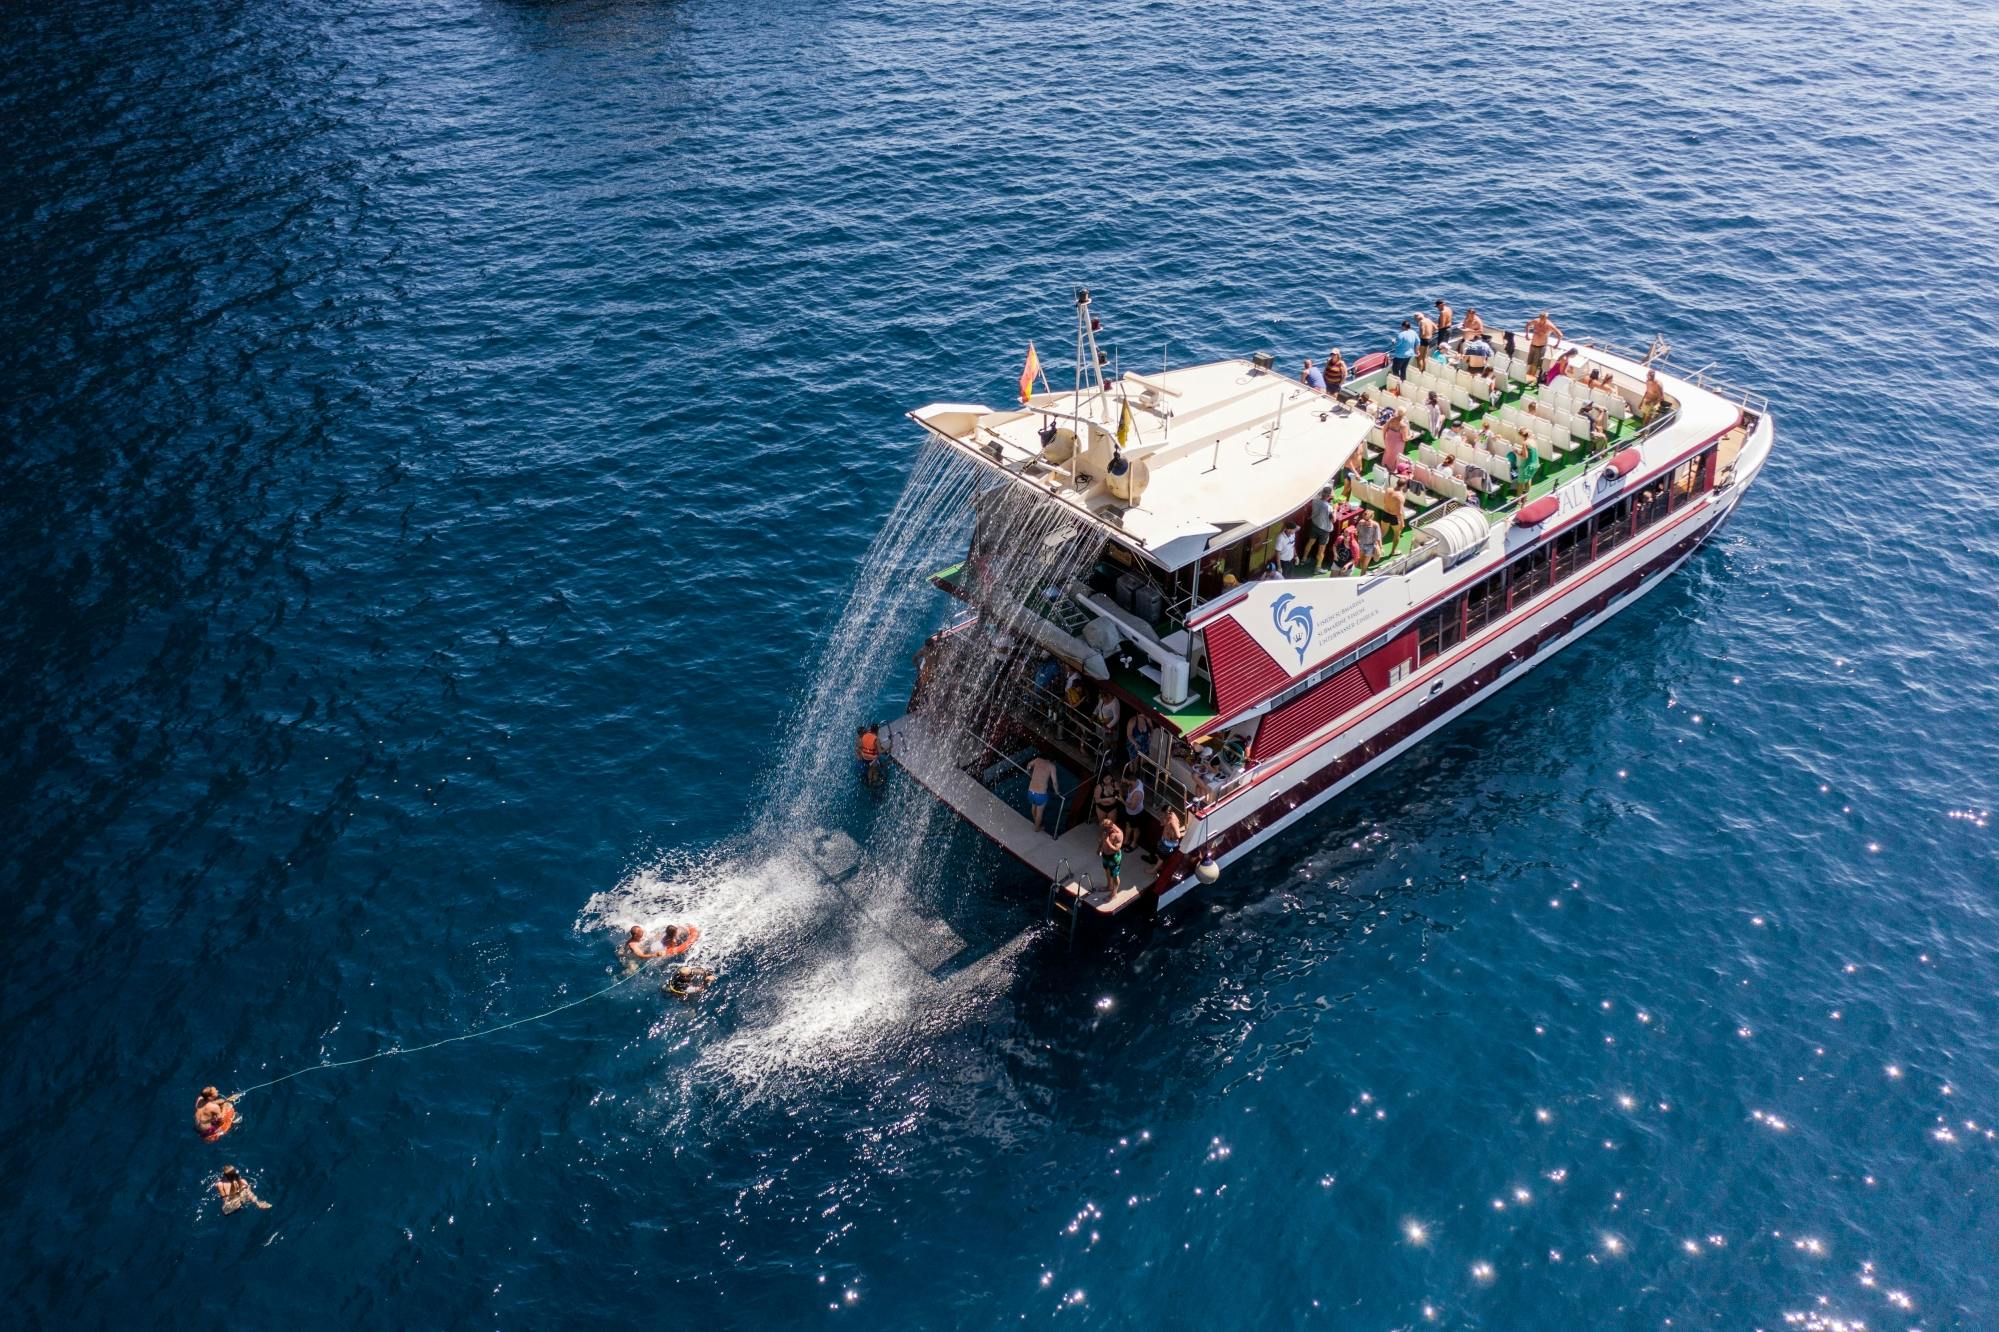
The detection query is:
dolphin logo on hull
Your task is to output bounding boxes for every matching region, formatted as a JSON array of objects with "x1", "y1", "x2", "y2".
[{"x1": 1271, "y1": 593, "x2": 1313, "y2": 665}]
